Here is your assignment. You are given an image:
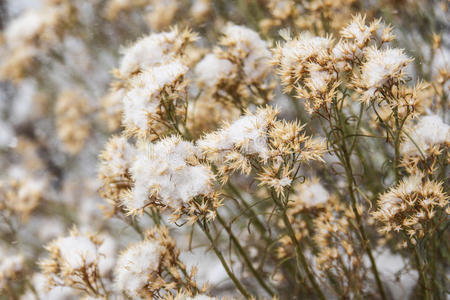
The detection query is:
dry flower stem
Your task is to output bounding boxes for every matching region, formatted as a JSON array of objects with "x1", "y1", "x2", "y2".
[
  {"x1": 197, "y1": 221, "x2": 251, "y2": 299},
  {"x1": 271, "y1": 190, "x2": 325, "y2": 300},
  {"x1": 216, "y1": 212, "x2": 276, "y2": 297}
]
